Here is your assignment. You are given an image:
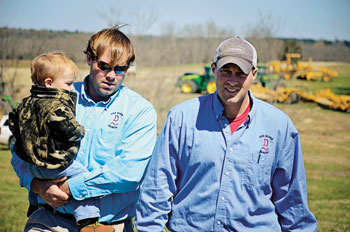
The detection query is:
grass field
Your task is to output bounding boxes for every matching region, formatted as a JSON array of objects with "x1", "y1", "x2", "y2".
[{"x1": 0, "y1": 62, "x2": 349, "y2": 231}]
